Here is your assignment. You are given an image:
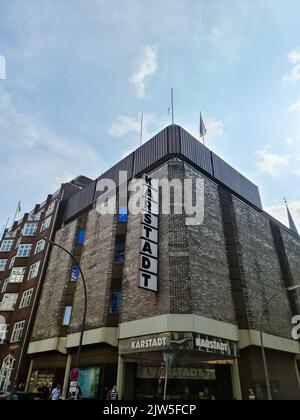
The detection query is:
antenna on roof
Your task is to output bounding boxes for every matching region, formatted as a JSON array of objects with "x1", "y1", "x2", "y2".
[
  {"x1": 171, "y1": 88, "x2": 174, "y2": 125},
  {"x1": 140, "y1": 112, "x2": 144, "y2": 146},
  {"x1": 168, "y1": 89, "x2": 175, "y2": 125}
]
